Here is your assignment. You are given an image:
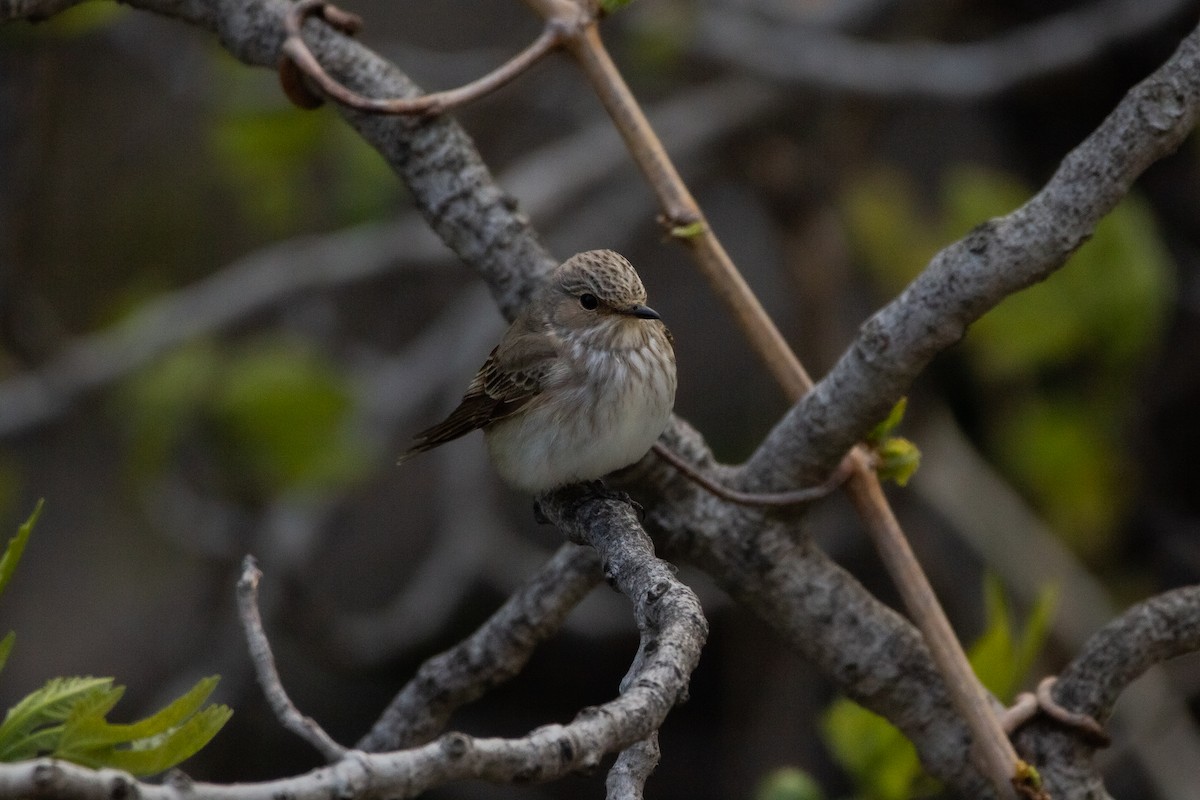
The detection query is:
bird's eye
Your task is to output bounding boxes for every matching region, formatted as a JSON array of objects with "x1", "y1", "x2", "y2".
[{"x1": 579, "y1": 293, "x2": 599, "y2": 310}]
